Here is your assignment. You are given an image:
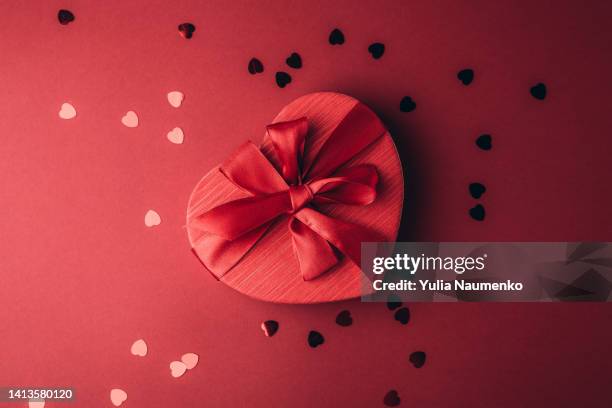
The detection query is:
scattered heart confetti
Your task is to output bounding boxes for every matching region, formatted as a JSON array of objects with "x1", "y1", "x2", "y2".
[
  {"x1": 57, "y1": 9, "x2": 74, "y2": 25},
  {"x1": 409, "y1": 351, "x2": 427, "y2": 368},
  {"x1": 307, "y1": 330, "x2": 324, "y2": 348},
  {"x1": 170, "y1": 360, "x2": 188, "y2": 378},
  {"x1": 261, "y1": 320, "x2": 279, "y2": 337},
  {"x1": 275, "y1": 72, "x2": 292, "y2": 88},
  {"x1": 58, "y1": 102, "x2": 76, "y2": 119},
  {"x1": 475, "y1": 134, "x2": 492, "y2": 150},
  {"x1": 166, "y1": 127, "x2": 184, "y2": 144},
  {"x1": 329, "y1": 28, "x2": 345, "y2": 45},
  {"x1": 457, "y1": 68, "x2": 474, "y2": 85},
  {"x1": 178, "y1": 23, "x2": 196, "y2": 39},
  {"x1": 530, "y1": 82, "x2": 547, "y2": 100},
  {"x1": 285, "y1": 52, "x2": 302, "y2": 69},
  {"x1": 130, "y1": 339, "x2": 148, "y2": 357},
  {"x1": 144, "y1": 210, "x2": 161, "y2": 227},
  {"x1": 181, "y1": 353, "x2": 199, "y2": 370},
  {"x1": 28, "y1": 400, "x2": 45, "y2": 408},
  {"x1": 368, "y1": 42, "x2": 385, "y2": 59},
  {"x1": 110, "y1": 389, "x2": 127, "y2": 407},
  {"x1": 457, "y1": 68, "x2": 474, "y2": 86},
  {"x1": 248, "y1": 58, "x2": 264, "y2": 74},
  {"x1": 121, "y1": 111, "x2": 138, "y2": 128},
  {"x1": 335, "y1": 310, "x2": 353, "y2": 327},
  {"x1": 167, "y1": 91, "x2": 184, "y2": 108},
  {"x1": 383, "y1": 390, "x2": 401, "y2": 407},
  {"x1": 469, "y1": 204, "x2": 486, "y2": 221},
  {"x1": 394, "y1": 307, "x2": 410, "y2": 325},
  {"x1": 469, "y1": 182, "x2": 486, "y2": 199},
  {"x1": 399, "y1": 96, "x2": 416, "y2": 112}
]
